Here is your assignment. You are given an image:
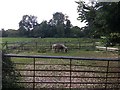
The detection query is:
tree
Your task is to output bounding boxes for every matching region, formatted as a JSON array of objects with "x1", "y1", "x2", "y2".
[
  {"x1": 76, "y1": 1, "x2": 120, "y2": 44},
  {"x1": 38, "y1": 20, "x2": 49, "y2": 38},
  {"x1": 31, "y1": 20, "x2": 55, "y2": 38},
  {"x1": 30, "y1": 24, "x2": 40, "y2": 38},
  {"x1": 1, "y1": 28, "x2": 8, "y2": 37},
  {"x1": 18, "y1": 15, "x2": 38, "y2": 37},
  {"x1": 64, "y1": 19, "x2": 72, "y2": 37},
  {"x1": 6, "y1": 29, "x2": 19, "y2": 37},
  {"x1": 76, "y1": 1, "x2": 97, "y2": 38},
  {"x1": 18, "y1": 26, "x2": 28, "y2": 37},
  {"x1": 93, "y1": 2, "x2": 120, "y2": 36},
  {"x1": 48, "y1": 21, "x2": 57, "y2": 37},
  {"x1": 71, "y1": 26, "x2": 84, "y2": 37},
  {"x1": 50, "y1": 12, "x2": 66, "y2": 37},
  {"x1": 52, "y1": 12, "x2": 65, "y2": 25}
]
